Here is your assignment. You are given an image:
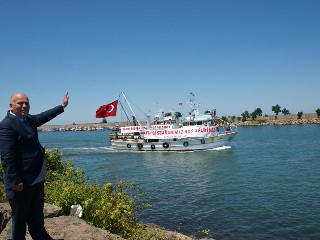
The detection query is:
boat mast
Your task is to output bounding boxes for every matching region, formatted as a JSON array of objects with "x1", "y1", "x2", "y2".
[
  {"x1": 188, "y1": 92, "x2": 200, "y2": 116},
  {"x1": 121, "y1": 91, "x2": 142, "y2": 127}
]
